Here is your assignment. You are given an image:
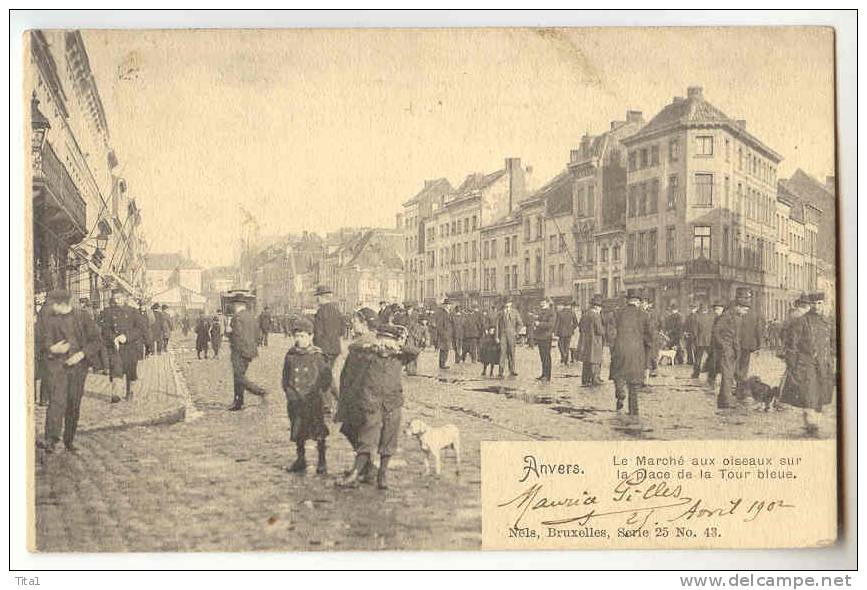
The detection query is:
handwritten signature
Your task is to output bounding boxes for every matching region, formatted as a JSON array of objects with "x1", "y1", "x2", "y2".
[{"x1": 497, "y1": 468, "x2": 794, "y2": 529}]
